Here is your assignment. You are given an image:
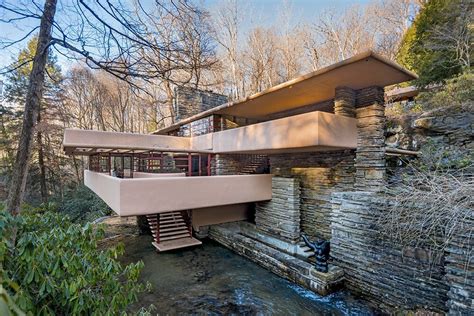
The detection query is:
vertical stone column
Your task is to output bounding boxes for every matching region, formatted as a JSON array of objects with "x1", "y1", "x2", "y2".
[
  {"x1": 355, "y1": 86, "x2": 386, "y2": 192},
  {"x1": 255, "y1": 177, "x2": 301, "y2": 243},
  {"x1": 334, "y1": 86, "x2": 356, "y2": 117}
]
